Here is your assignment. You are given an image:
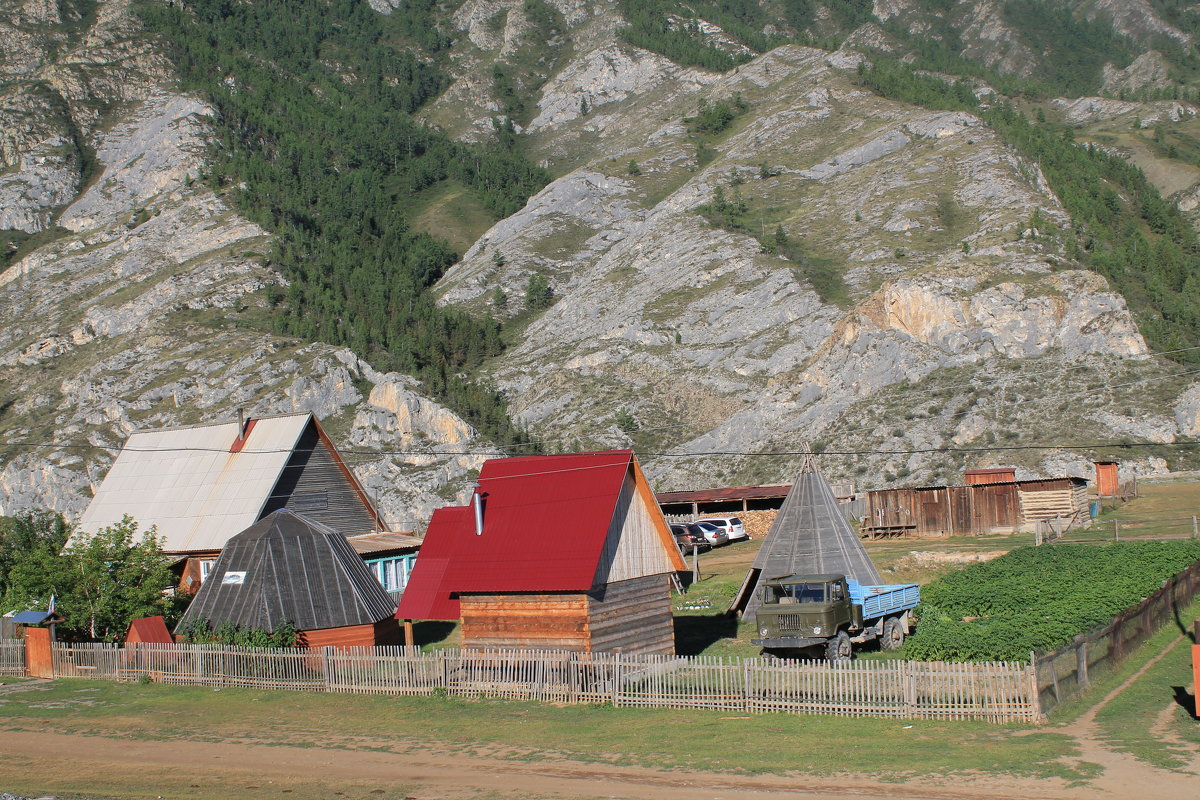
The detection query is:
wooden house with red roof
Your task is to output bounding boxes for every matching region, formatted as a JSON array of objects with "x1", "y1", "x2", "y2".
[{"x1": 396, "y1": 450, "x2": 686, "y2": 655}]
